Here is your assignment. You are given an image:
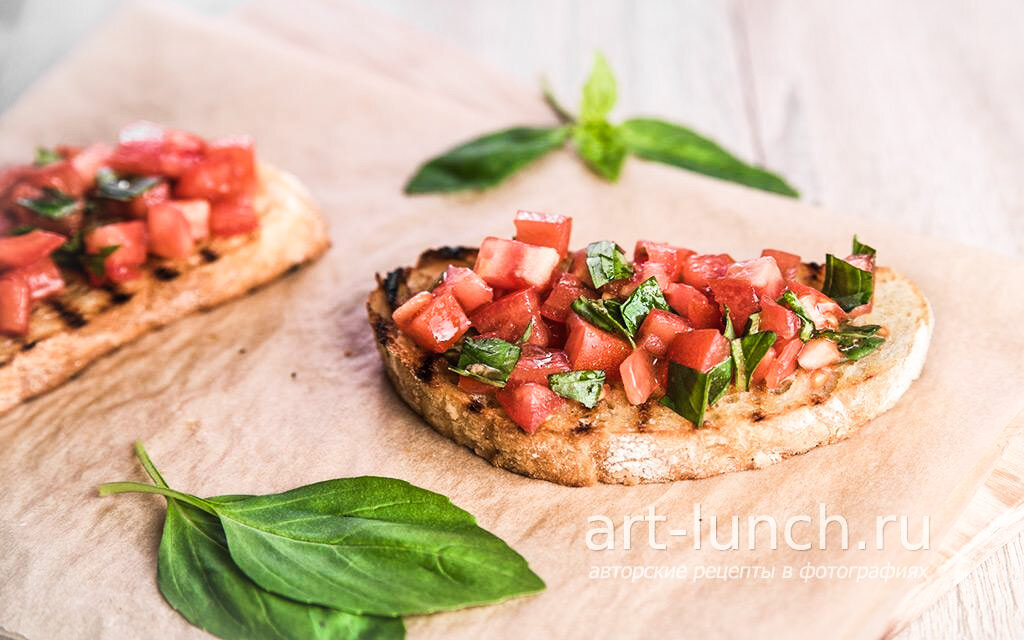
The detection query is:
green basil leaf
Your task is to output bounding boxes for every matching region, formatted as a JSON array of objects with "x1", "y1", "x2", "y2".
[
  {"x1": 777, "y1": 290, "x2": 815, "y2": 341},
  {"x1": 580, "y1": 52, "x2": 616, "y2": 123},
  {"x1": 449, "y1": 335, "x2": 522, "y2": 388},
  {"x1": 570, "y1": 296, "x2": 634, "y2": 346},
  {"x1": 722, "y1": 305, "x2": 736, "y2": 340},
  {"x1": 620, "y1": 277, "x2": 670, "y2": 336},
  {"x1": 619, "y1": 118, "x2": 798, "y2": 197},
  {"x1": 95, "y1": 168, "x2": 162, "y2": 201},
  {"x1": 573, "y1": 120, "x2": 627, "y2": 181},
  {"x1": 548, "y1": 370, "x2": 606, "y2": 408},
  {"x1": 821, "y1": 254, "x2": 874, "y2": 312},
  {"x1": 10, "y1": 225, "x2": 37, "y2": 236},
  {"x1": 745, "y1": 311, "x2": 762, "y2": 335},
  {"x1": 852, "y1": 235, "x2": 876, "y2": 256},
  {"x1": 404, "y1": 126, "x2": 570, "y2": 194},
  {"x1": 83, "y1": 245, "x2": 120, "y2": 278},
  {"x1": 731, "y1": 331, "x2": 777, "y2": 392},
  {"x1": 585, "y1": 240, "x2": 633, "y2": 288},
  {"x1": 660, "y1": 358, "x2": 733, "y2": 428},
  {"x1": 16, "y1": 187, "x2": 79, "y2": 219},
  {"x1": 34, "y1": 147, "x2": 62, "y2": 166},
  {"x1": 815, "y1": 324, "x2": 885, "y2": 361}
]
